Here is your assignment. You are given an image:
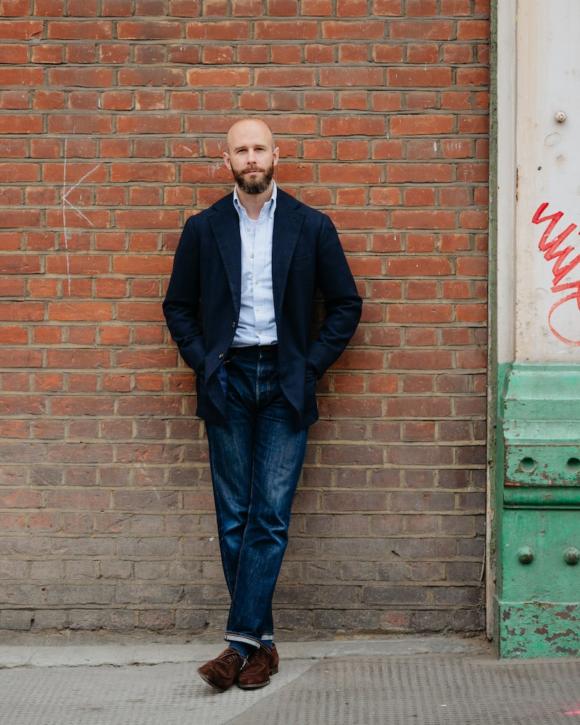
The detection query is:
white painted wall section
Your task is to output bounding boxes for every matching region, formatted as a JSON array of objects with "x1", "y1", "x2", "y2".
[{"x1": 514, "y1": 0, "x2": 580, "y2": 358}]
